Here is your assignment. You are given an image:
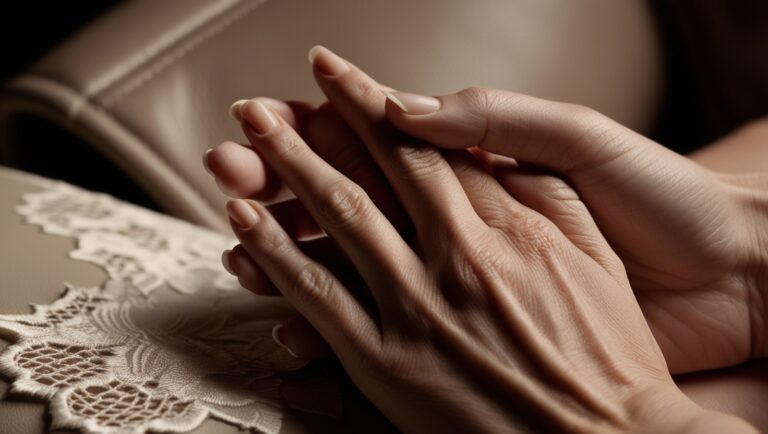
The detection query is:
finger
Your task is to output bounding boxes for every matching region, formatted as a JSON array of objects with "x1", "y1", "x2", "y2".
[
  {"x1": 495, "y1": 167, "x2": 627, "y2": 281},
  {"x1": 445, "y1": 150, "x2": 626, "y2": 281},
  {"x1": 225, "y1": 237, "x2": 356, "y2": 296},
  {"x1": 443, "y1": 150, "x2": 531, "y2": 233},
  {"x1": 265, "y1": 103, "x2": 413, "y2": 241},
  {"x1": 226, "y1": 198, "x2": 379, "y2": 357},
  {"x1": 206, "y1": 98, "x2": 314, "y2": 203},
  {"x1": 306, "y1": 103, "x2": 410, "y2": 235},
  {"x1": 211, "y1": 100, "x2": 411, "y2": 239},
  {"x1": 230, "y1": 97, "x2": 314, "y2": 132},
  {"x1": 206, "y1": 140, "x2": 283, "y2": 201},
  {"x1": 273, "y1": 315, "x2": 334, "y2": 359},
  {"x1": 223, "y1": 244, "x2": 279, "y2": 295},
  {"x1": 383, "y1": 87, "x2": 641, "y2": 175},
  {"x1": 267, "y1": 199, "x2": 323, "y2": 241},
  {"x1": 308, "y1": 46, "x2": 486, "y2": 238},
  {"x1": 238, "y1": 99, "x2": 424, "y2": 307}
]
